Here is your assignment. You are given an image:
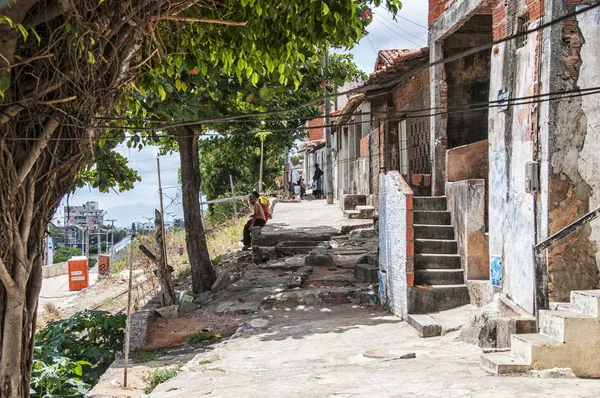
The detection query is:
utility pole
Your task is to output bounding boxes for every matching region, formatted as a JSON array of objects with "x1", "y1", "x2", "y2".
[
  {"x1": 284, "y1": 150, "x2": 289, "y2": 197},
  {"x1": 324, "y1": 48, "x2": 334, "y2": 204},
  {"x1": 157, "y1": 158, "x2": 168, "y2": 271},
  {"x1": 229, "y1": 174, "x2": 238, "y2": 216},
  {"x1": 85, "y1": 226, "x2": 90, "y2": 259},
  {"x1": 96, "y1": 229, "x2": 102, "y2": 255},
  {"x1": 106, "y1": 219, "x2": 116, "y2": 257},
  {"x1": 142, "y1": 216, "x2": 154, "y2": 235}
]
